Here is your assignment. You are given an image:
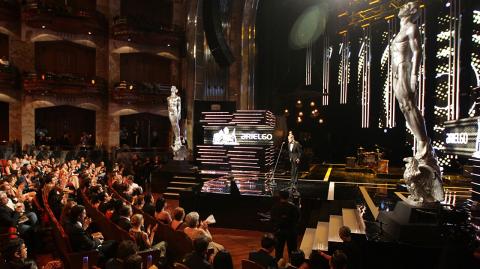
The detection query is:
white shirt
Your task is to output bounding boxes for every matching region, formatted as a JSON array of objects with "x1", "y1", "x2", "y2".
[{"x1": 289, "y1": 143, "x2": 293, "y2": 152}]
